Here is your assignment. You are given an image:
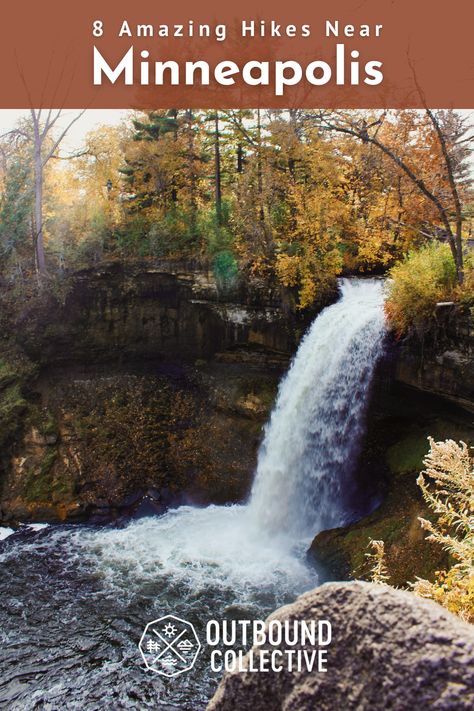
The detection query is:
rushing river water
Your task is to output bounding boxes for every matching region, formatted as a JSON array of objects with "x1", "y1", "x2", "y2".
[{"x1": 0, "y1": 279, "x2": 386, "y2": 710}]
